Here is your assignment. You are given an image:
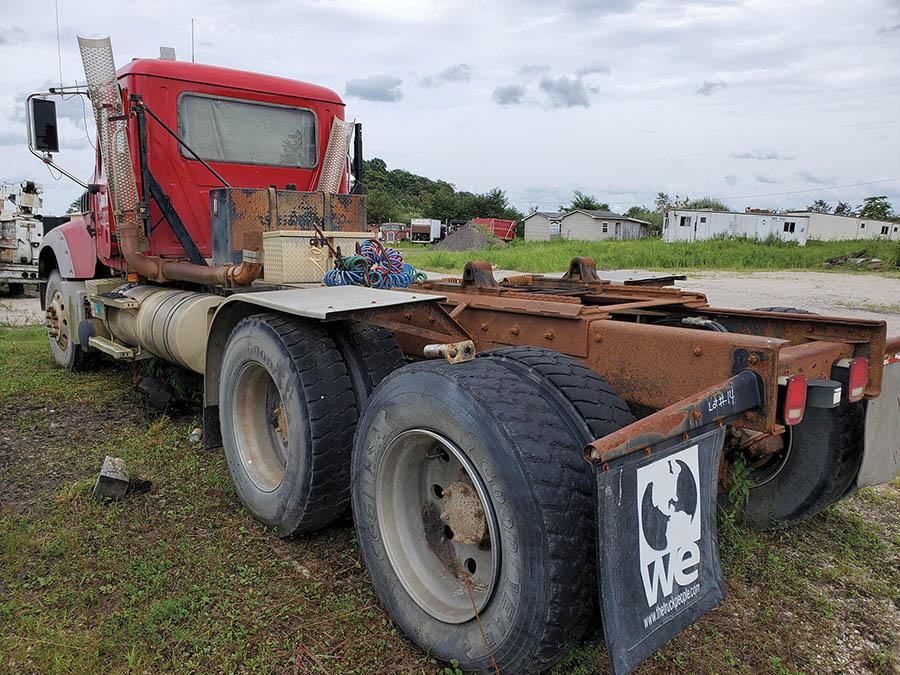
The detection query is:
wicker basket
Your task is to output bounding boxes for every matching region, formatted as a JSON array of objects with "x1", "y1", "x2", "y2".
[{"x1": 263, "y1": 230, "x2": 370, "y2": 284}]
